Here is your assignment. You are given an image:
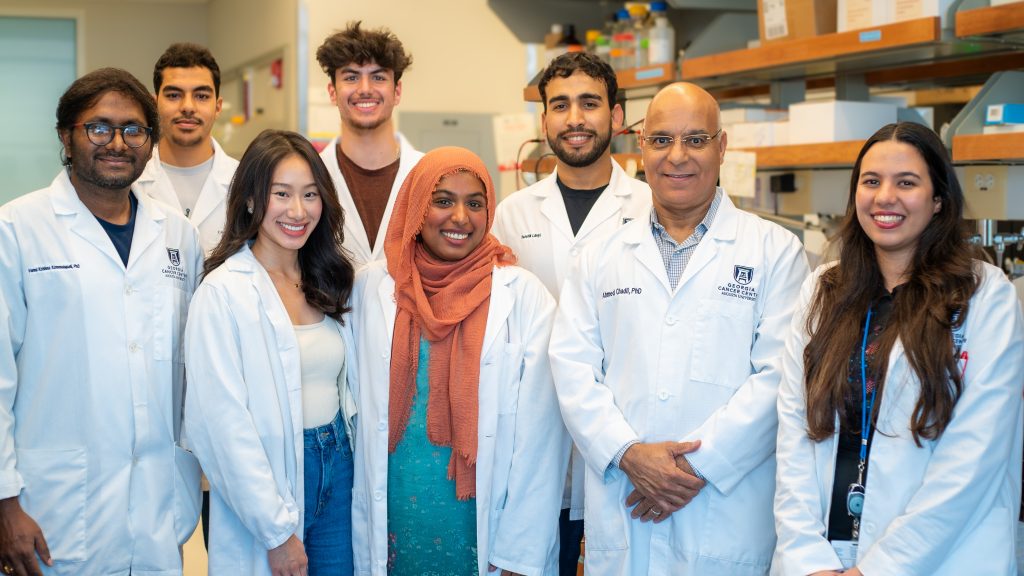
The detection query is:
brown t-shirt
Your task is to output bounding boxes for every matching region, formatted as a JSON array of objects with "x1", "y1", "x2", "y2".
[{"x1": 336, "y1": 144, "x2": 401, "y2": 250}]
